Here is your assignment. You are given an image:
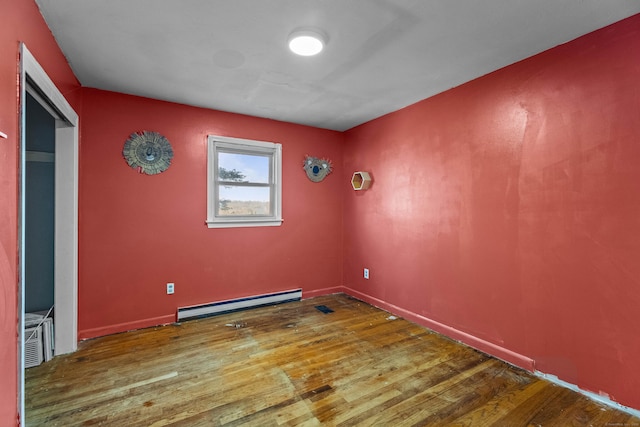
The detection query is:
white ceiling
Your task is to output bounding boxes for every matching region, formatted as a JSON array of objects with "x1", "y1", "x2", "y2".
[{"x1": 35, "y1": 0, "x2": 640, "y2": 131}]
